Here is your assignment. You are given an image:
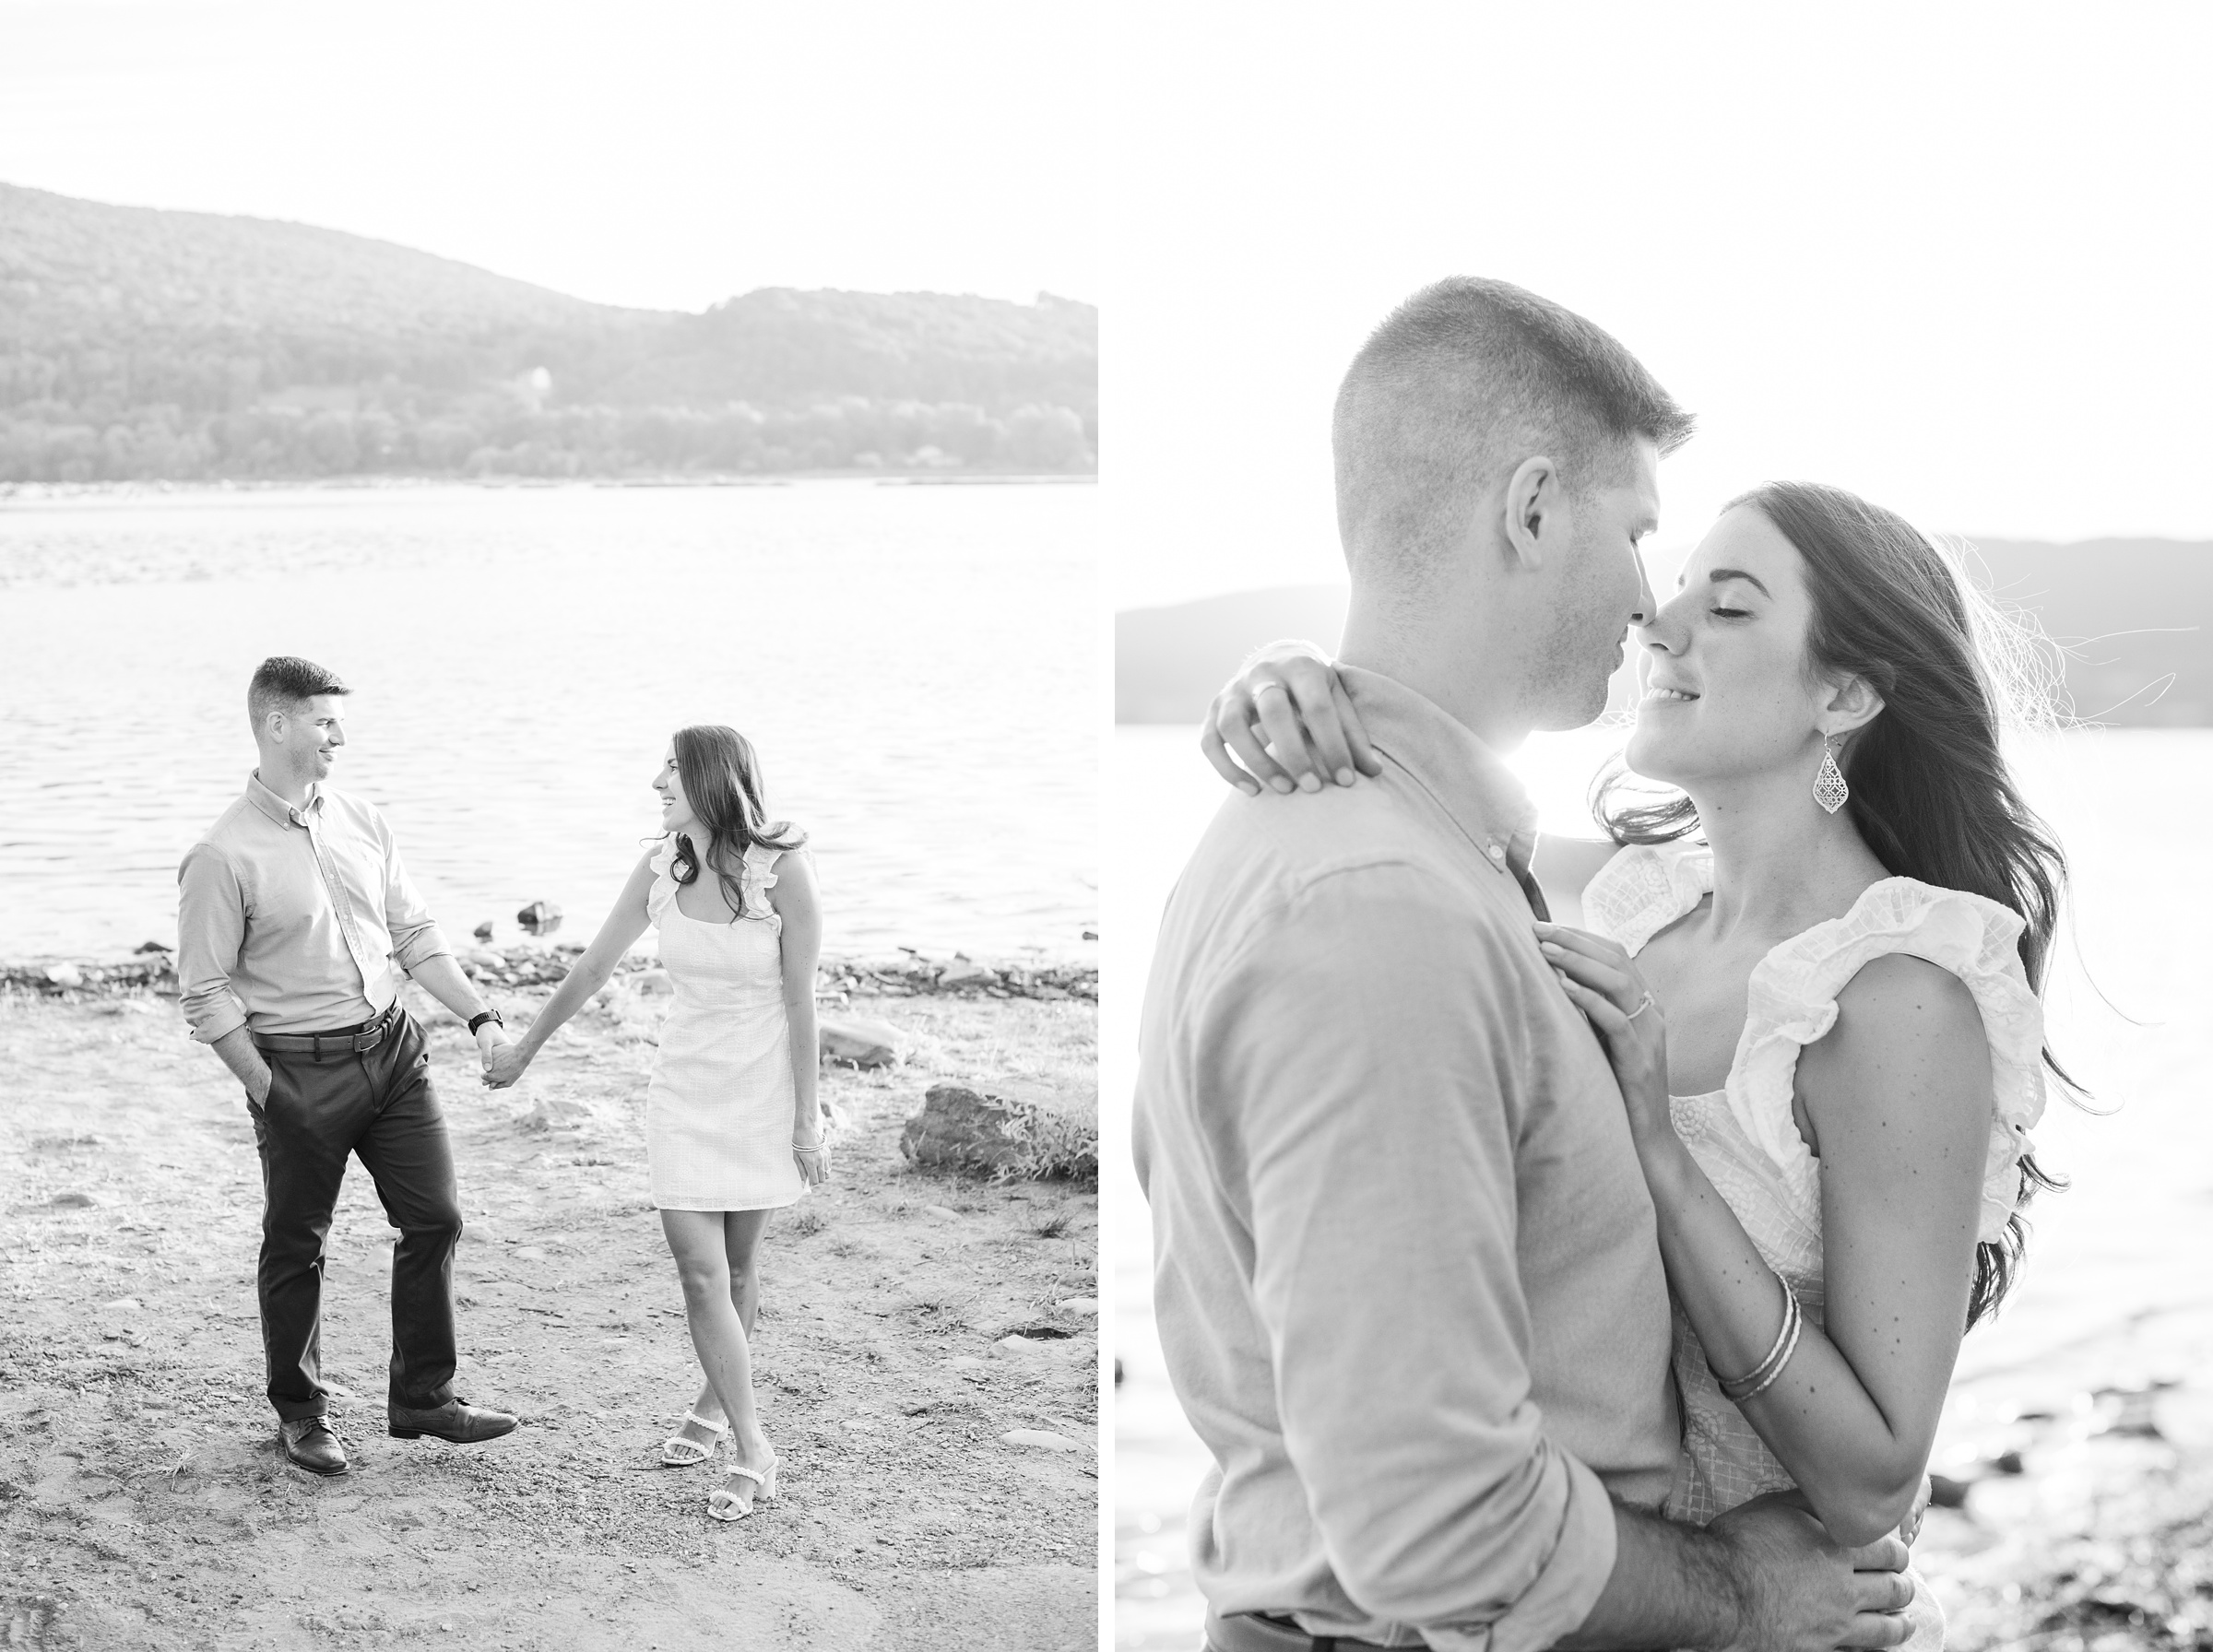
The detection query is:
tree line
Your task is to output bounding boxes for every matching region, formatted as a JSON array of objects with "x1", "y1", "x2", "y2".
[{"x1": 0, "y1": 393, "x2": 1095, "y2": 483}]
